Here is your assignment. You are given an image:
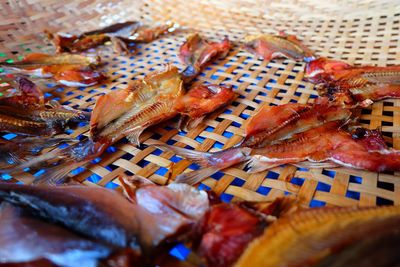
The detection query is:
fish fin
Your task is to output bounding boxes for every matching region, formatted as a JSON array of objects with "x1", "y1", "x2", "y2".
[
  {"x1": 293, "y1": 161, "x2": 339, "y2": 169},
  {"x1": 174, "y1": 166, "x2": 220, "y2": 185},
  {"x1": 1, "y1": 139, "x2": 98, "y2": 185},
  {"x1": 186, "y1": 116, "x2": 205, "y2": 130},
  {"x1": 118, "y1": 174, "x2": 155, "y2": 202},
  {"x1": 32, "y1": 139, "x2": 105, "y2": 185},
  {"x1": 90, "y1": 88, "x2": 135, "y2": 137},
  {"x1": 45, "y1": 99, "x2": 62, "y2": 108},
  {"x1": 178, "y1": 115, "x2": 205, "y2": 131},
  {"x1": 0, "y1": 137, "x2": 74, "y2": 167},
  {"x1": 33, "y1": 160, "x2": 85, "y2": 185},
  {"x1": 246, "y1": 156, "x2": 283, "y2": 173},
  {"x1": 363, "y1": 72, "x2": 400, "y2": 85},
  {"x1": 153, "y1": 141, "x2": 214, "y2": 168},
  {"x1": 126, "y1": 128, "x2": 145, "y2": 146},
  {"x1": 0, "y1": 149, "x2": 65, "y2": 175},
  {"x1": 110, "y1": 36, "x2": 131, "y2": 55}
]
